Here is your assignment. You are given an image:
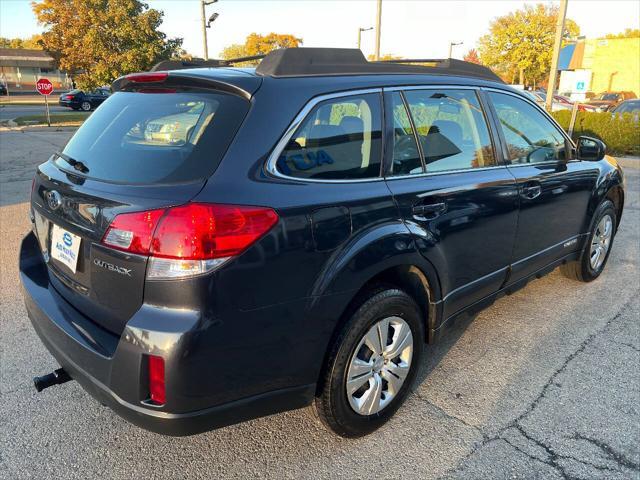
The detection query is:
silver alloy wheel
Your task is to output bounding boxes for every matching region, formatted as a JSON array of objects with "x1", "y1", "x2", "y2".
[
  {"x1": 590, "y1": 214, "x2": 613, "y2": 270},
  {"x1": 81, "y1": 101, "x2": 91, "y2": 111},
  {"x1": 345, "y1": 316, "x2": 413, "y2": 415}
]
